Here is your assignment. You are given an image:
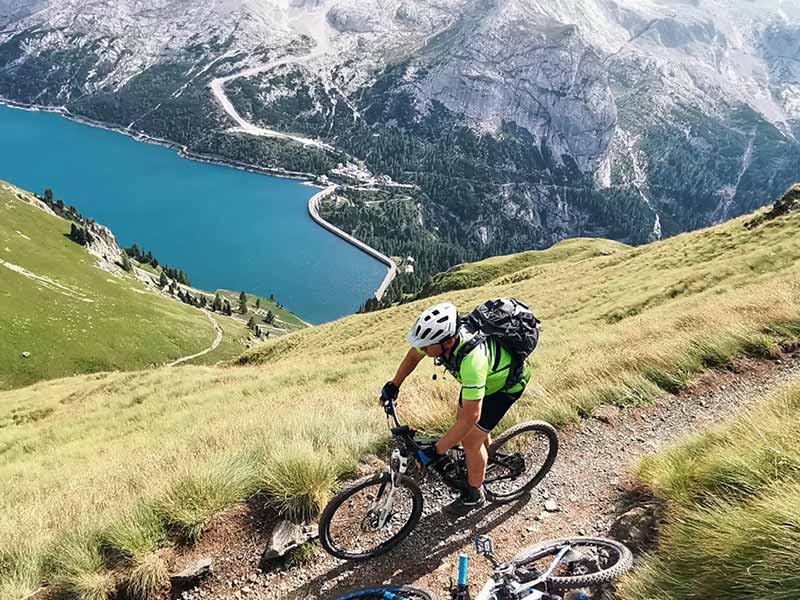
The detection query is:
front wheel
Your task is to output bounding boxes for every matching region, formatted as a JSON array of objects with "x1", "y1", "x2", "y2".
[
  {"x1": 329, "y1": 585, "x2": 438, "y2": 600},
  {"x1": 319, "y1": 472, "x2": 424, "y2": 561},
  {"x1": 484, "y1": 420, "x2": 559, "y2": 503},
  {"x1": 512, "y1": 537, "x2": 633, "y2": 591}
]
